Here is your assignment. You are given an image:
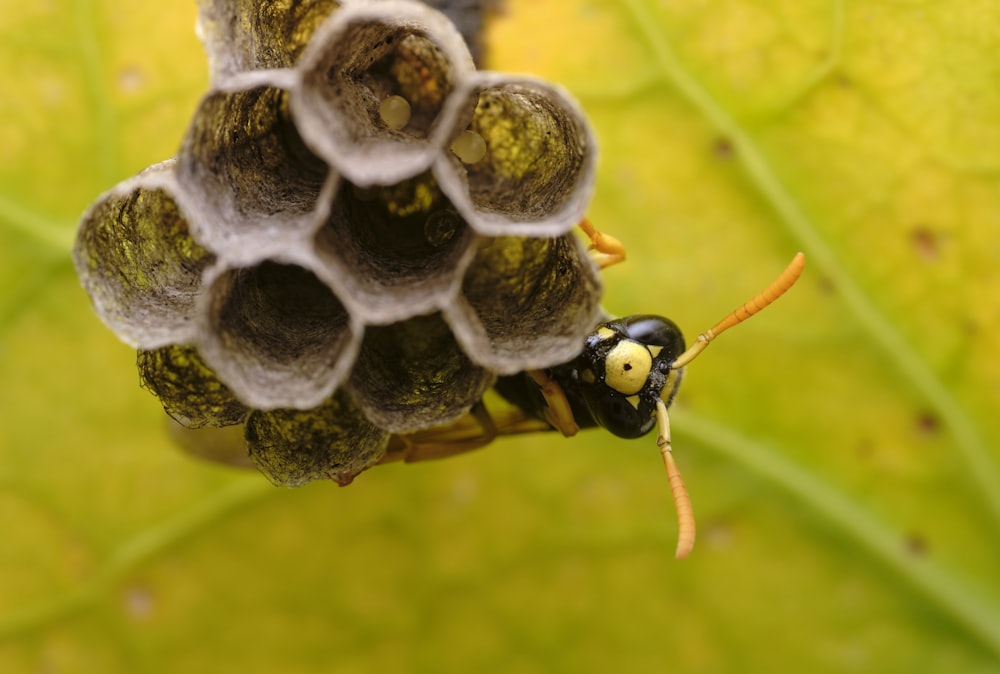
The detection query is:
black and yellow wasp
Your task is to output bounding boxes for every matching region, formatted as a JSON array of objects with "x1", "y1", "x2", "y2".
[{"x1": 380, "y1": 220, "x2": 806, "y2": 559}]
